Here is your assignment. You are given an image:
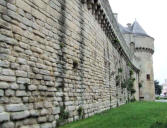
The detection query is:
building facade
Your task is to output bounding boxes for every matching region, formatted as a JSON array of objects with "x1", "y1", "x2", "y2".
[{"x1": 0, "y1": 0, "x2": 155, "y2": 127}]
